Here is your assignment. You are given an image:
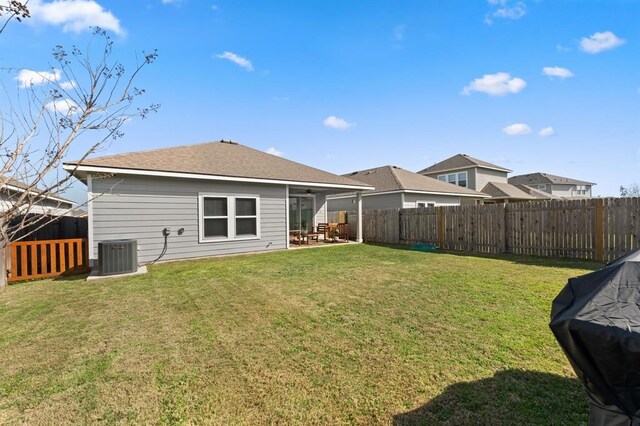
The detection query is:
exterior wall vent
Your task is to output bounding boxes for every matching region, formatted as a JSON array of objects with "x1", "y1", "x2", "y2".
[{"x1": 98, "y1": 240, "x2": 138, "y2": 275}]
